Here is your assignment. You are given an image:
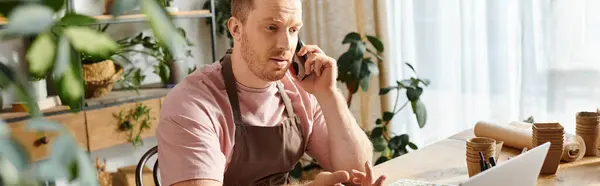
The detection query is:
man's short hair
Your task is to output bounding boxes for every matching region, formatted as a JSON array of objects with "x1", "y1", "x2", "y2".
[{"x1": 231, "y1": 0, "x2": 254, "y2": 24}]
